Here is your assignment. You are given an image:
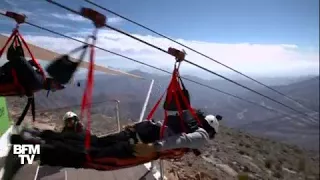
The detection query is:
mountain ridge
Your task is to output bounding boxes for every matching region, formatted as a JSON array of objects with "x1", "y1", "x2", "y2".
[
  {"x1": 8, "y1": 72, "x2": 320, "y2": 150},
  {"x1": 4, "y1": 73, "x2": 319, "y2": 180}
]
